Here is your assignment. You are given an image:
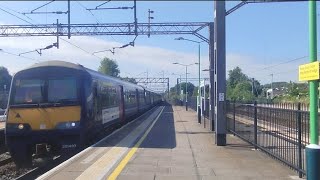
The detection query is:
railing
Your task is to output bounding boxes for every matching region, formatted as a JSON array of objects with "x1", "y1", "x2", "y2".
[
  {"x1": 188, "y1": 96, "x2": 197, "y2": 111},
  {"x1": 187, "y1": 97, "x2": 210, "y2": 119},
  {"x1": 226, "y1": 101, "x2": 311, "y2": 178}
]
